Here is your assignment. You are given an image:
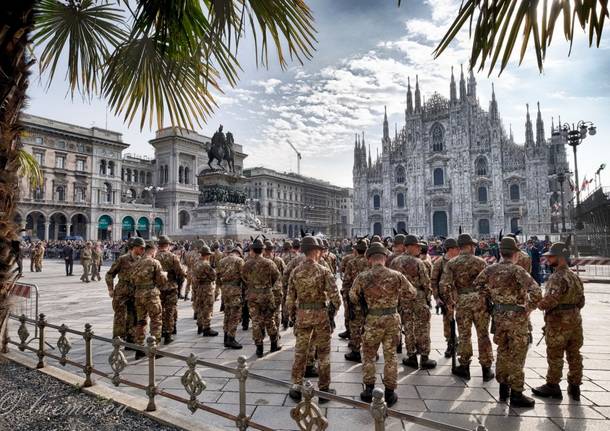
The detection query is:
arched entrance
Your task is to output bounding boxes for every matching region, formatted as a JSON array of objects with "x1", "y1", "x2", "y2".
[
  {"x1": 373, "y1": 222, "x2": 382, "y2": 236},
  {"x1": 122, "y1": 216, "x2": 135, "y2": 240},
  {"x1": 49, "y1": 212, "x2": 68, "y2": 240},
  {"x1": 178, "y1": 210, "x2": 190, "y2": 229},
  {"x1": 70, "y1": 214, "x2": 88, "y2": 239},
  {"x1": 98, "y1": 215, "x2": 113, "y2": 240},
  {"x1": 154, "y1": 218, "x2": 163, "y2": 236},
  {"x1": 432, "y1": 211, "x2": 448, "y2": 237},
  {"x1": 288, "y1": 225, "x2": 294, "y2": 238},
  {"x1": 26, "y1": 211, "x2": 46, "y2": 240},
  {"x1": 137, "y1": 217, "x2": 150, "y2": 239}
]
